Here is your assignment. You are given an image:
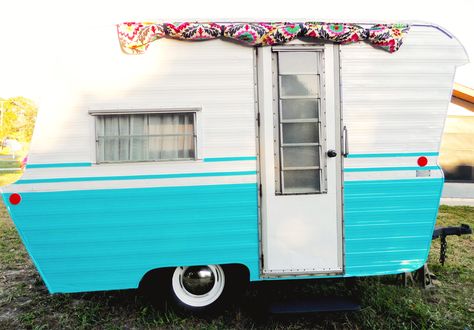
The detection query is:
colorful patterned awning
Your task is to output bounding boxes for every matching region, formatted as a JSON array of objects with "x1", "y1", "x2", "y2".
[{"x1": 117, "y1": 22, "x2": 410, "y2": 55}]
